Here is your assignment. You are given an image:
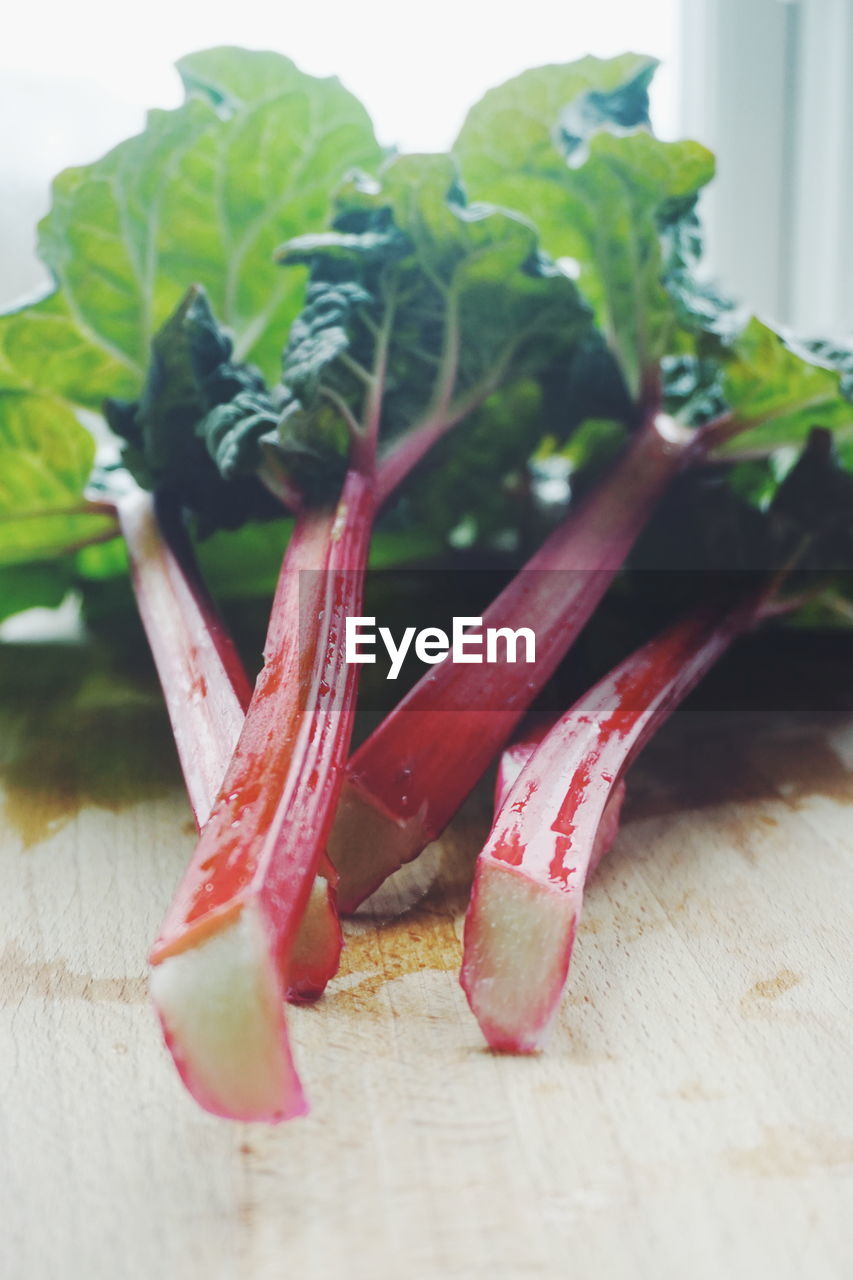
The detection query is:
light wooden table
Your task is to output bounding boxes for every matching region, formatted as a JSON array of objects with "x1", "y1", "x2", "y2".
[{"x1": 1, "y1": 641, "x2": 852, "y2": 1279}]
